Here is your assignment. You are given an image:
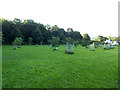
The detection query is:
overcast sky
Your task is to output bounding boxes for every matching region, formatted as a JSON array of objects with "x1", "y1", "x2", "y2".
[{"x1": 0, "y1": 0, "x2": 119, "y2": 38}]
